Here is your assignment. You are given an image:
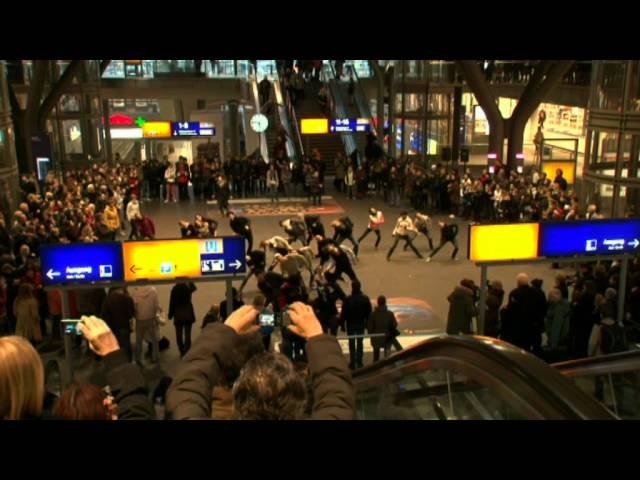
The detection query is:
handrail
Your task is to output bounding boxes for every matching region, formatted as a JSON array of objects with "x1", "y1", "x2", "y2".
[
  {"x1": 552, "y1": 350, "x2": 640, "y2": 378},
  {"x1": 349, "y1": 63, "x2": 376, "y2": 128},
  {"x1": 272, "y1": 80, "x2": 297, "y2": 162},
  {"x1": 280, "y1": 71, "x2": 304, "y2": 160},
  {"x1": 352, "y1": 334, "x2": 616, "y2": 419},
  {"x1": 322, "y1": 63, "x2": 357, "y2": 157},
  {"x1": 248, "y1": 64, "x2": 270, "y2": 163}
]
